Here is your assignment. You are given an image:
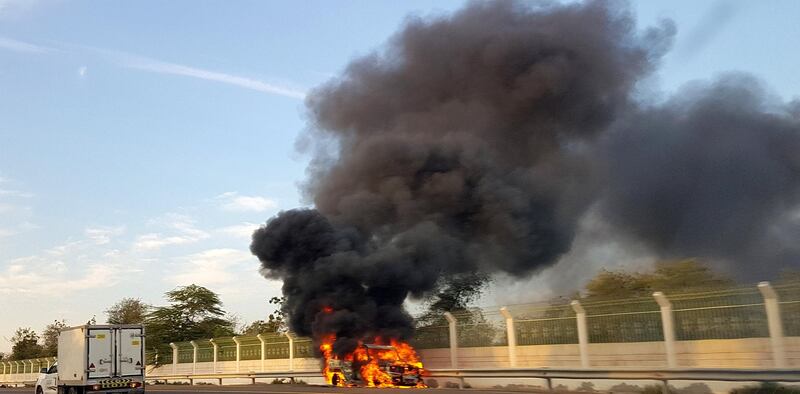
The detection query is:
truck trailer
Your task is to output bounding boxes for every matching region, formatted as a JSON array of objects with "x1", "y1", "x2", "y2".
[{"x1": 35, "y1": 325, "x2": 145, "y2": 394}]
